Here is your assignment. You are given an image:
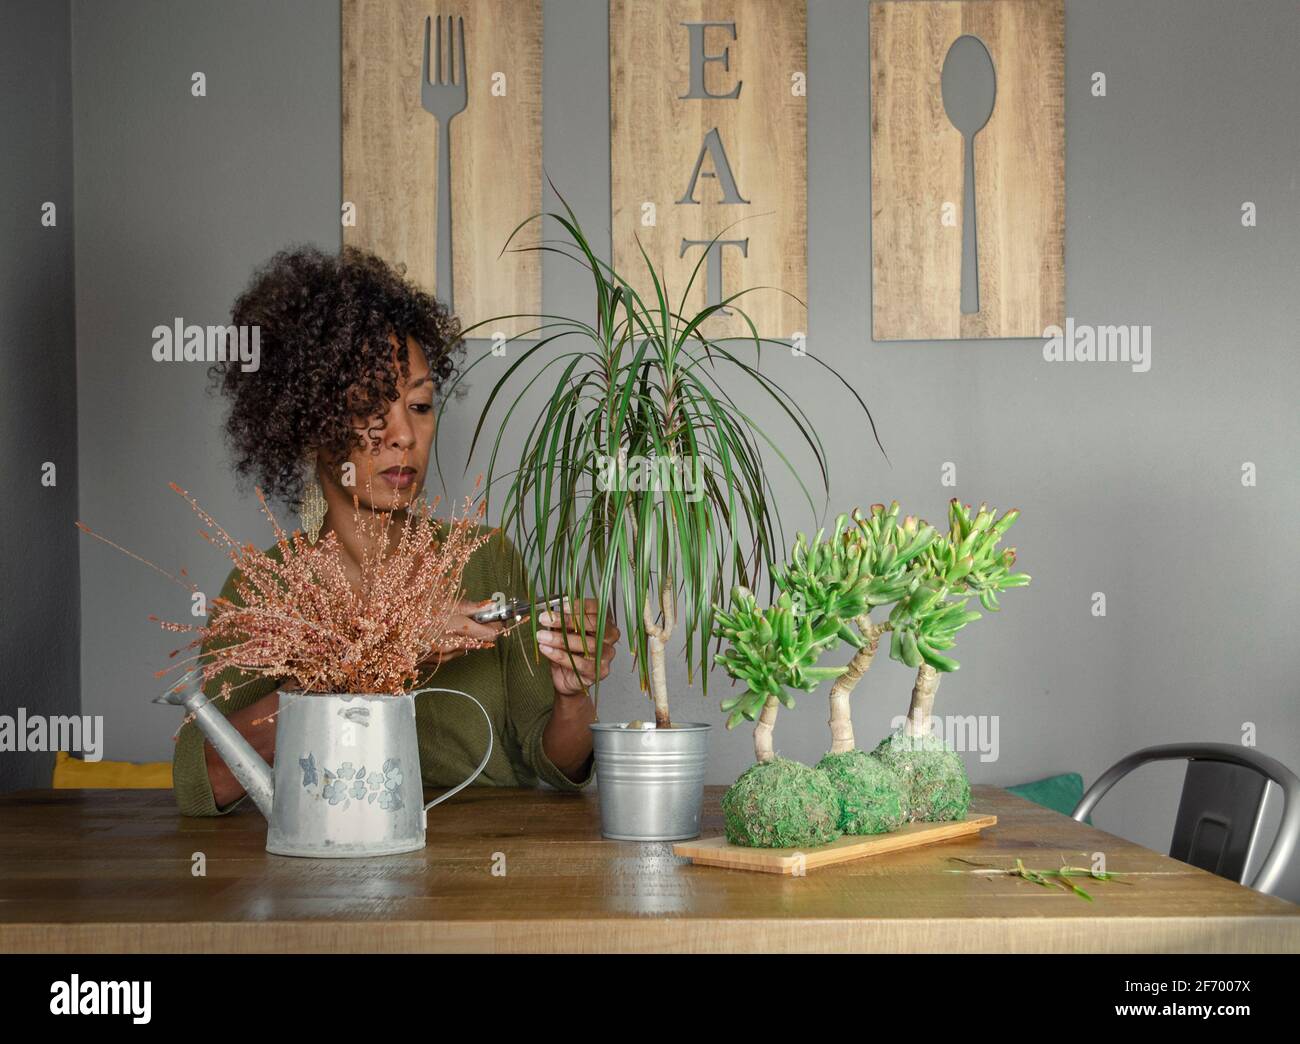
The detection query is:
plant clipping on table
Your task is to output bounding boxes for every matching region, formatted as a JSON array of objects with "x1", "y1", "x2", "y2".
[
  {"x1": 873, "y1": 500, "x2": 1030, "y2": 822},
  {"x1": 439, "y1": 181, "x2": 878, "y2": 840}
]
